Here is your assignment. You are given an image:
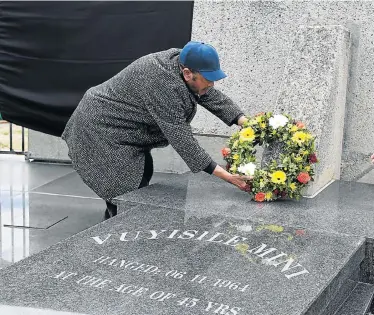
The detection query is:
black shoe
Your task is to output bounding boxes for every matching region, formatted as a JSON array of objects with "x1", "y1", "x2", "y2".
[
  {"x1": 103, "y1": 207, "x2": 117, "y2": 220},
  {"x1": 104, "y1": 208, "x2": 110, "y2": 220}
]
